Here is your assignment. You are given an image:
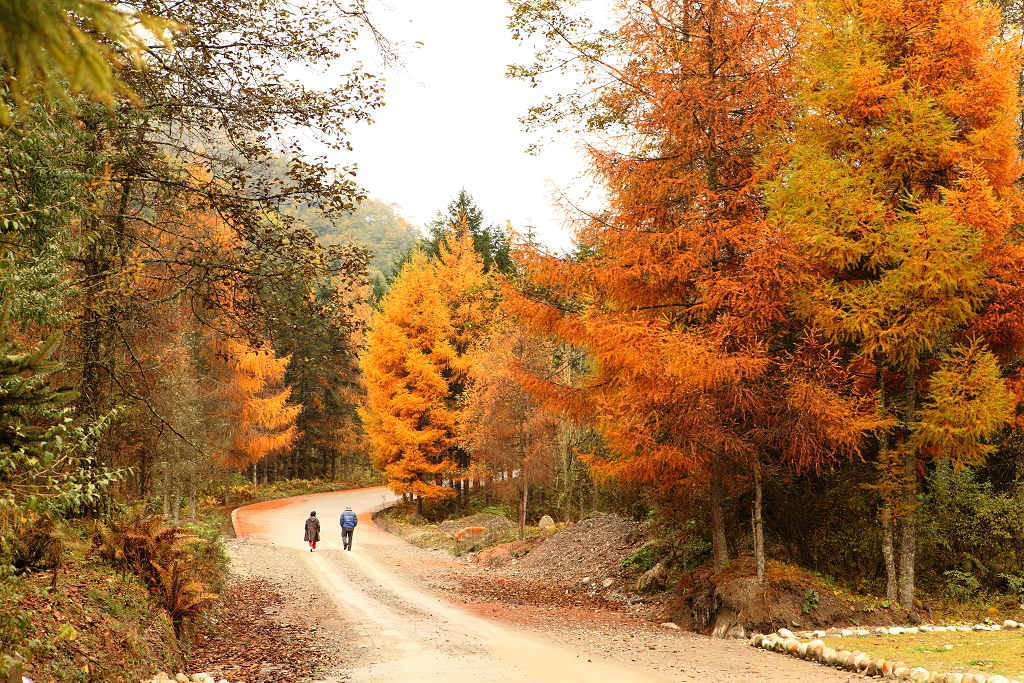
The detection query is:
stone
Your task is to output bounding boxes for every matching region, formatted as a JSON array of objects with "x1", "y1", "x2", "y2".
[
  {"x1": 659, "y1": 622, "x2": 680, "y2": 630},
  {"x1": 785, "y1": 638, "x2": 801, "y2": 654},
  {"x1": 856, "y1": 628, "x2": 871, "y2": 637},
  {"x1": 175, "y1": 675, "x2": 189, "y2": 683},
  {"x1": 945, "y1": 674, "x2": 965, "y2": 683},
  {"x1": 853, "y1": 652, "x2": 871, "y2": 671},
  {"x1": 973, "y1": 624, "x2": 988, "y2": 631},
  {"x1": 894, "y1": 666, "x2": 910, "y2": 679},
  {"x1": 807, "y1": 639, "x2": 825, "y2": 658},
  {"x1": 581, "y1": 576, "x2": 592, "y2": 585},
  {"x1": 638, "y1": 563, "x2": 669, "y2": 592},
  {"x1": 601, "y1": 577, "x2": 615, "y2": 588},
  {"x1": 777, "y1": 627, "x2": 795, "y2": 639},
  {"x1": 906, "y1": 626, "x2": 920, "y2": 634},
  {"x1": 990, "y1": 676, "x2": 1010, "y2": 683},
  {"x1": 890, "y1": 626, "x2": 905, "y2": 635},
  {"x1": 840, "y1": 628, "x2": 855, "y2": 637},
  {"x1": 726, "y1": 625, "x2": 746, "y2": 639},
  {"x1": 920, "y1": 625, "x2": 935, "y2": 632},
  {"x1": 911, "y1": 668, "x2": 931, "y2": 682},
  {"x1": 797, "y1": 643, "x2": 808, "y2": 658},
  {"x1": 749, "y1": 633, "x2": 764, "y2": 647},
  {"x1": 869, "y1": 658, "x2": 885, "y2": 675},
  {"x1": 1003, "y1": 619, "x2": 1019, "y2": 629},
  {"x1": 538, "y1": 515, "x2": 556, "y2": 529},
  {"x1": 875, "y1": 626, "x2": 891, "y2": 635}
]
